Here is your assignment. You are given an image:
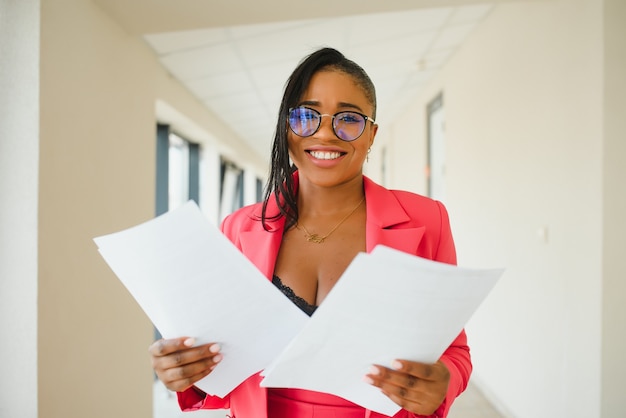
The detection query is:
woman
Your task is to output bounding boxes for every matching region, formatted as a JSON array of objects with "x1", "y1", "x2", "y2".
[{"x1": 150, "y1": 47, "x2": 471, "y2": 418}]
